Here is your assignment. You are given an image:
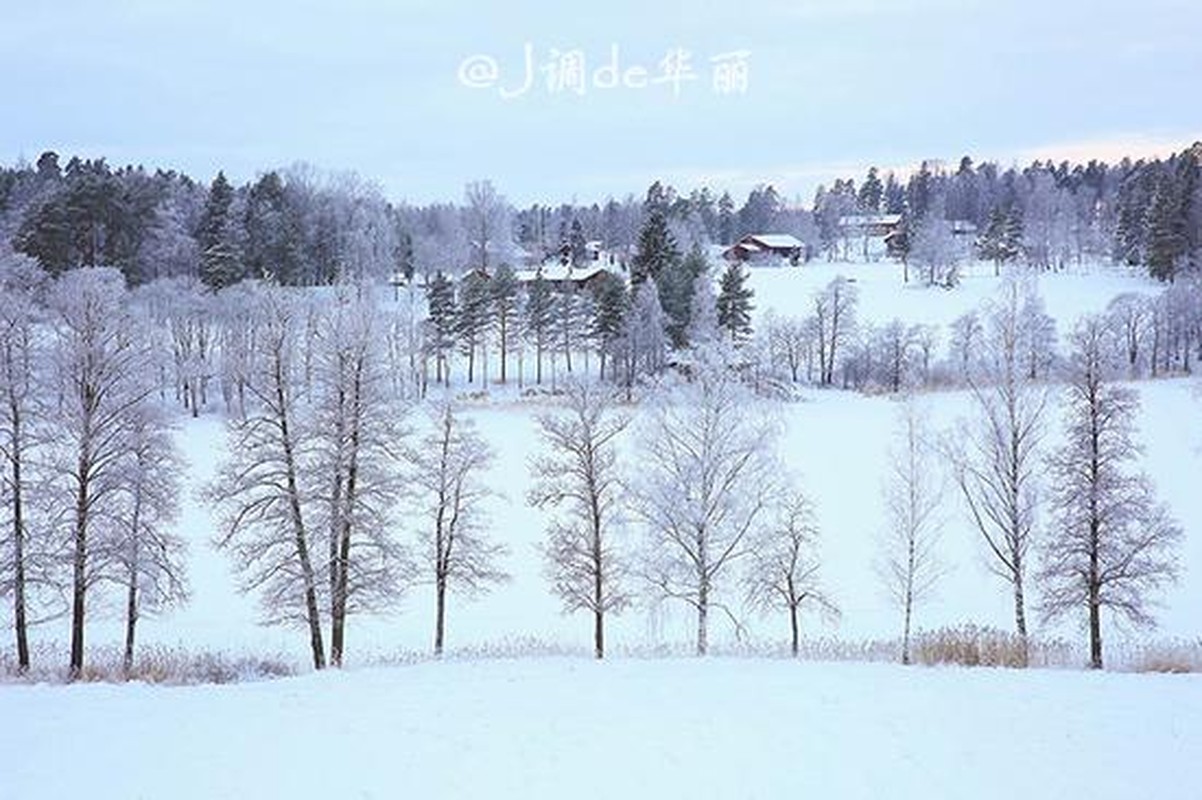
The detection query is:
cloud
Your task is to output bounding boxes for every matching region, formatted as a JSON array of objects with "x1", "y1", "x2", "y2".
[{"x1": 1010, "y1": 132, "x2": 1202, "y2": 166}]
